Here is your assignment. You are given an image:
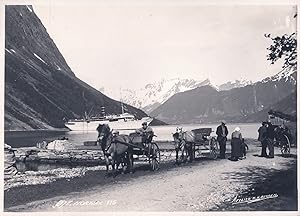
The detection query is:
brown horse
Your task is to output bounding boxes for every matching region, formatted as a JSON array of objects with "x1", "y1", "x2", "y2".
[
  {"x1": 173, "y1": 127, "x2": 193, "y2": 164},
  {"x1": 96, "y1": 124, "x2": 133, "y2": 175}
]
